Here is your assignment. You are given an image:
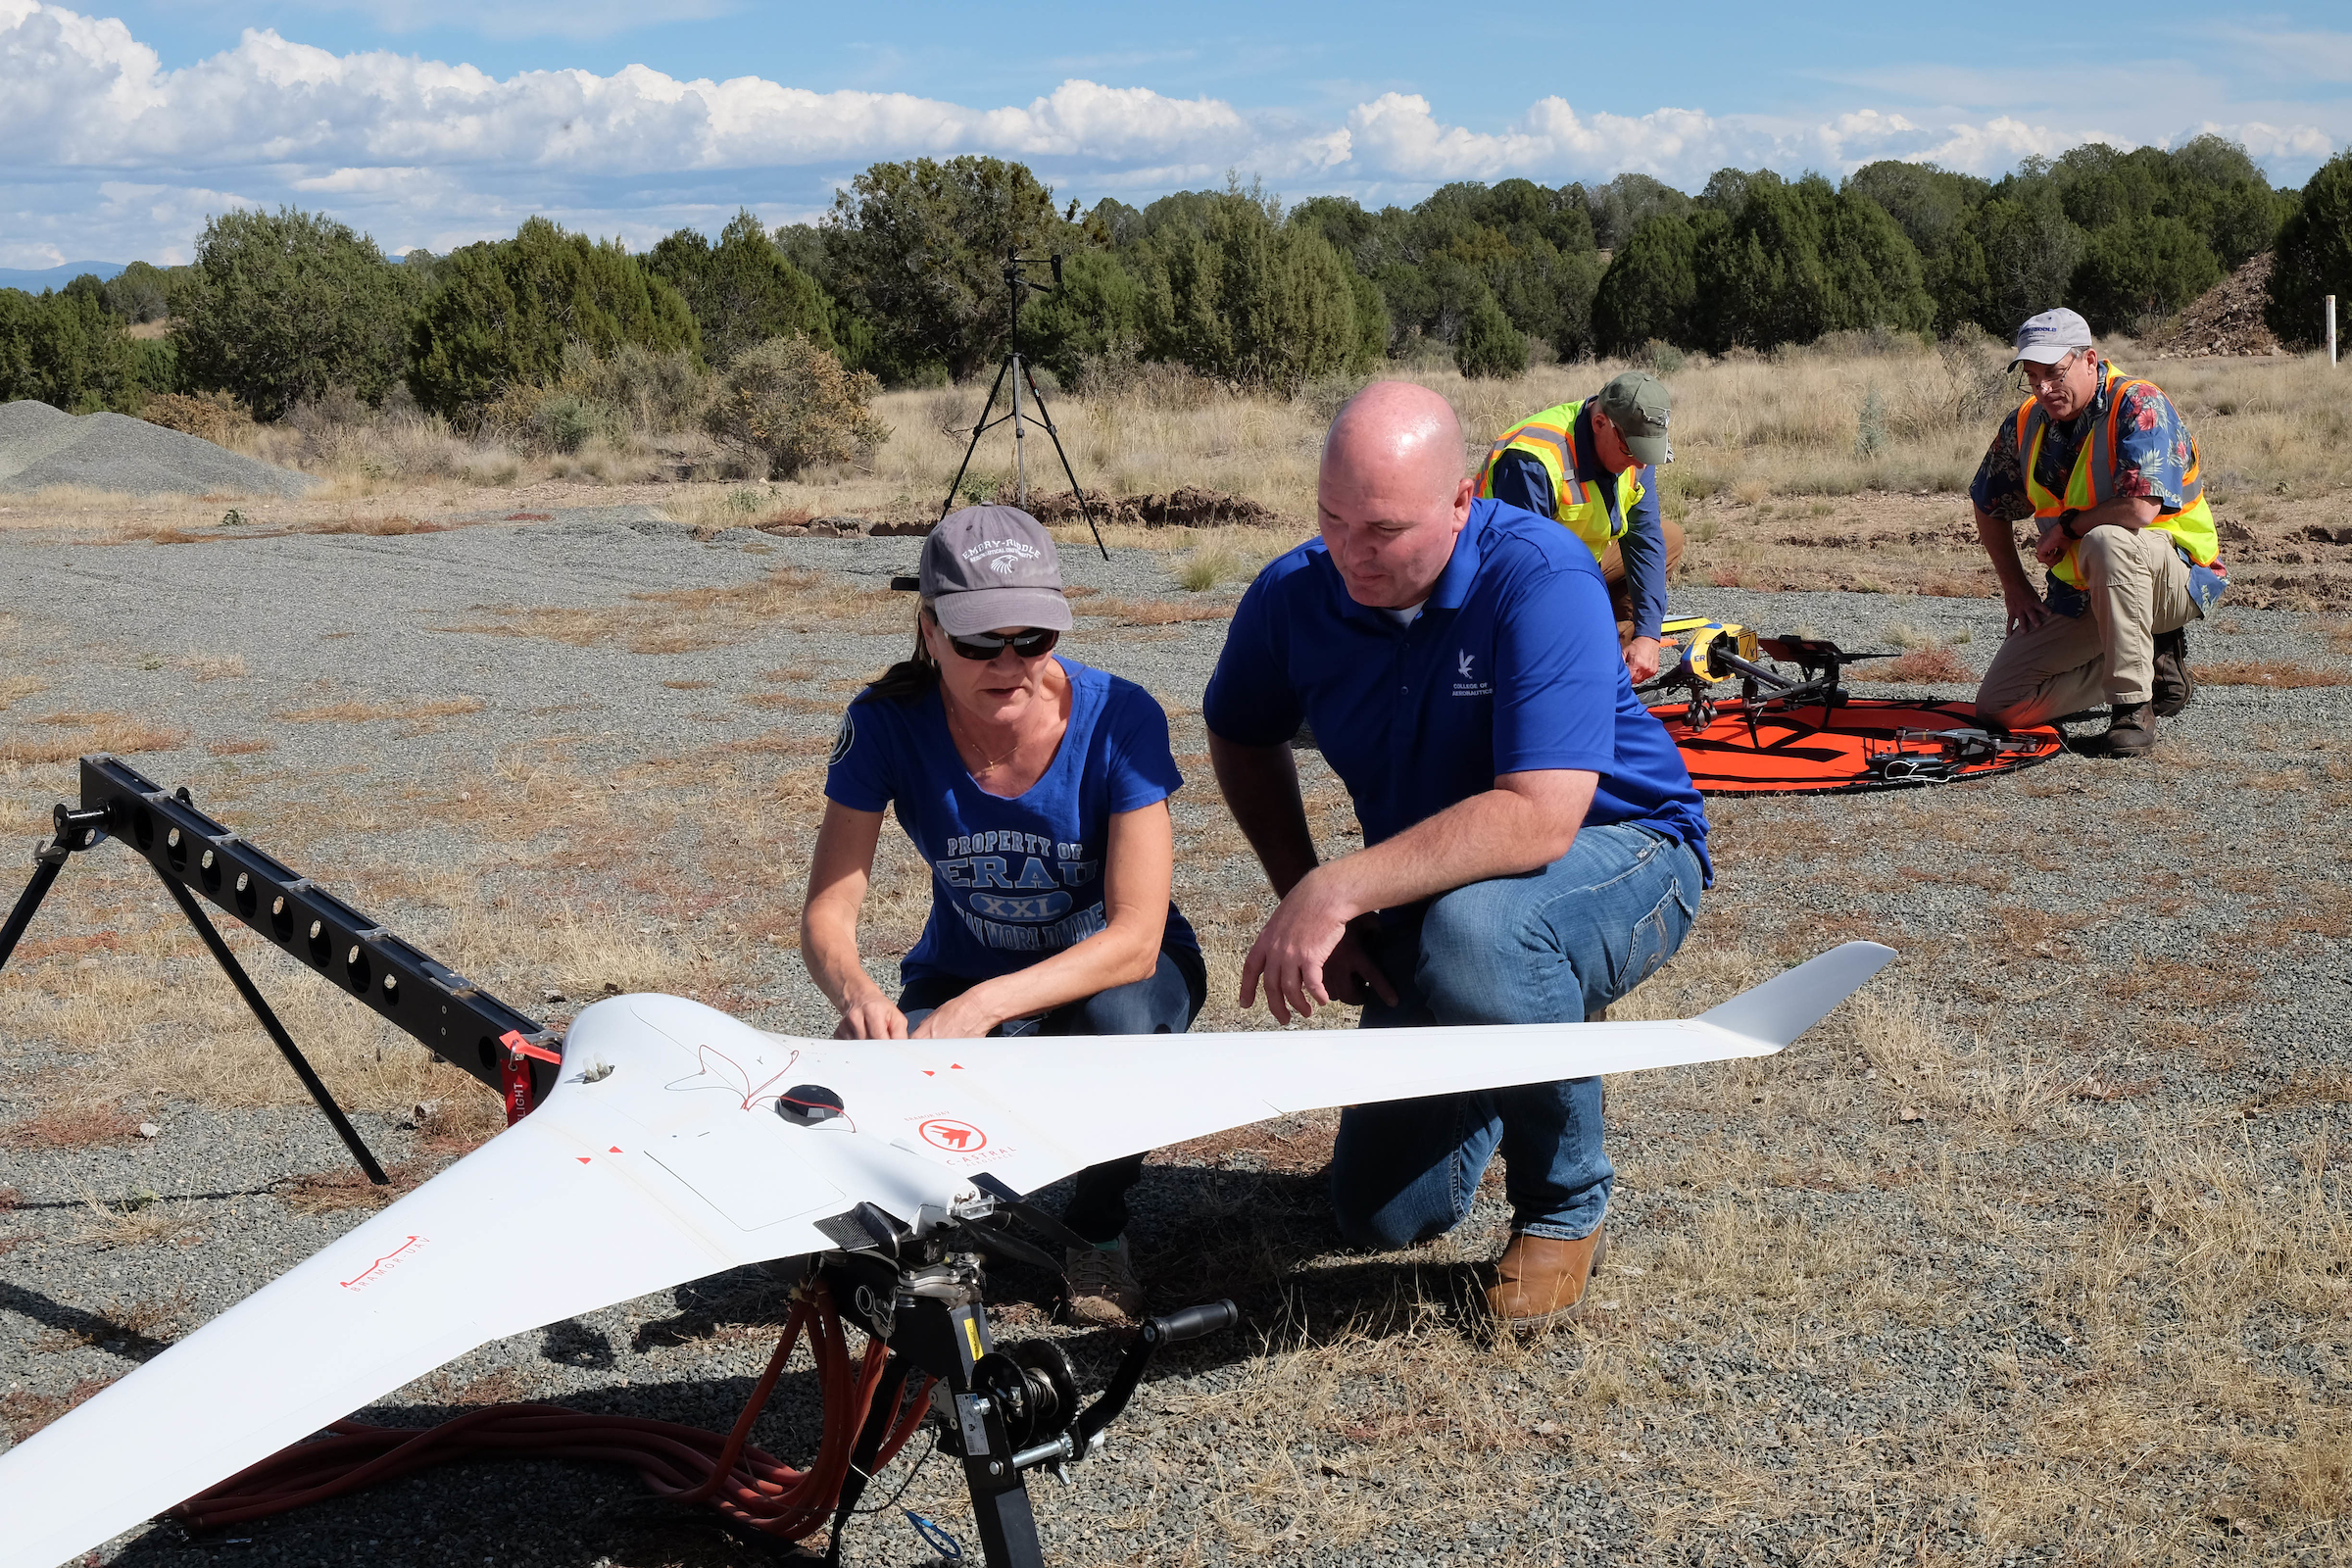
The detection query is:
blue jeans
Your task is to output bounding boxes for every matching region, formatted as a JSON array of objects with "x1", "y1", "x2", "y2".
[
  {"x1": 1329, "y1": 823, "x2": 1704, "y2": 1249},
  {"x1": 899, "y1": 943, "x2": 1206, "y2": 1244}
]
